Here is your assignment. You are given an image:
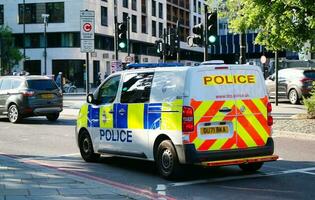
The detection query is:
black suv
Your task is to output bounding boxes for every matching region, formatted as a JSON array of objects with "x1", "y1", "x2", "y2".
[
  {"x1": 266, "y1": 68, "x2": 315, "y2": 104},
  {"x1": 0, "y1": 75, "x2": 63, "y2": 123}
]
